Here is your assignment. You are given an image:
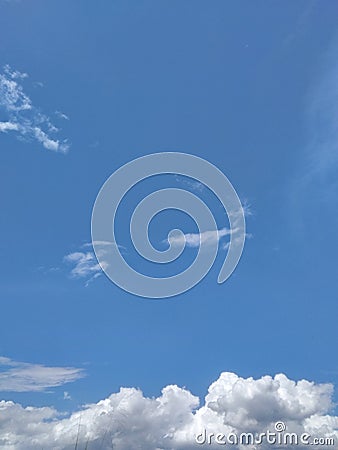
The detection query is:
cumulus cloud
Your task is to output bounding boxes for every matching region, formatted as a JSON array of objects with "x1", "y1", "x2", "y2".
[
  {"x1": 0, "y1": 372, "x2": 337, "y2": 449},
  {"x1": 0, "y1": 357, "x2": 84, "y2": 392},
  {"x1": 0, "y1": 65, "x2": 69, "y2": 152}
]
